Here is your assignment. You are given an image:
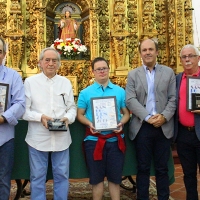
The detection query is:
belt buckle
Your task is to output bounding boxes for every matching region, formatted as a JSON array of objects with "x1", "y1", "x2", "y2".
[{"x1": 188, "y1": 126, "x2": 194, "y2": 131}]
